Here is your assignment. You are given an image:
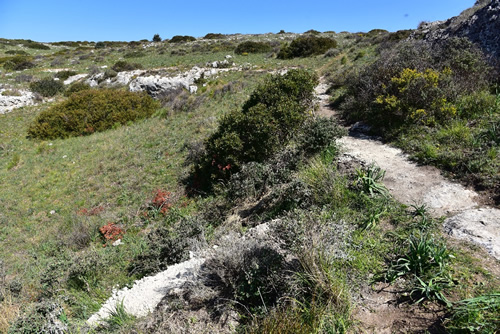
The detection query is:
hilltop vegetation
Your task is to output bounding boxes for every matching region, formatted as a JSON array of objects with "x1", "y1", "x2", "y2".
[{"x1": 0, "y1": 19, "x2": 499, "y2": 334}]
